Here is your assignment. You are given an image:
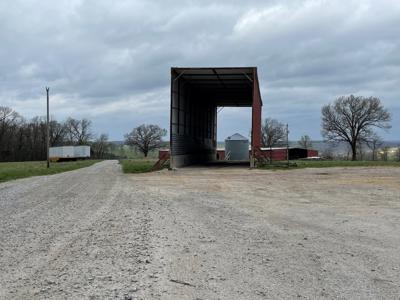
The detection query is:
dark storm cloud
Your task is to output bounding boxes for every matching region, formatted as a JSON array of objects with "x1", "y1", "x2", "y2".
[{"x1": 1, "y1": 0, "x2": 399, "y2": 140}]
